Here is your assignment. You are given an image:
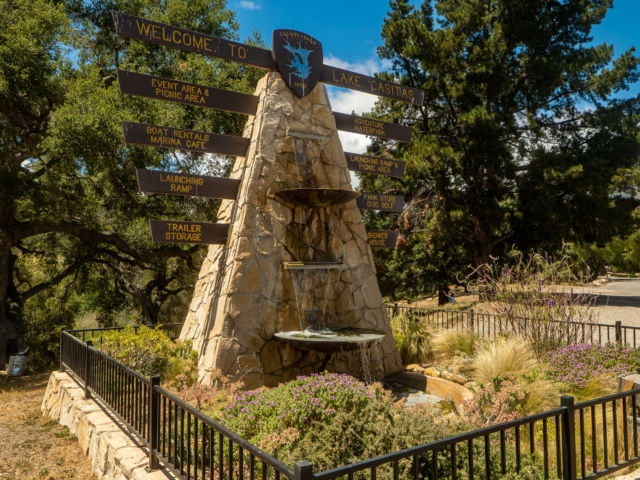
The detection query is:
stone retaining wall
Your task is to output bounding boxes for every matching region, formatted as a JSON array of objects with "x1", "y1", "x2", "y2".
[{"x1": 41, "y1": 372, "x2": 177, "y2": 480}]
